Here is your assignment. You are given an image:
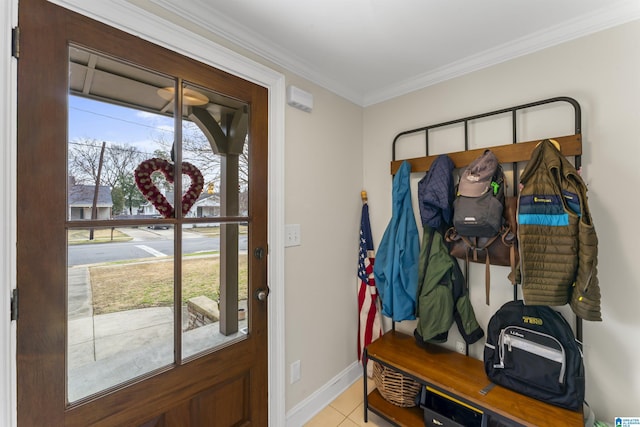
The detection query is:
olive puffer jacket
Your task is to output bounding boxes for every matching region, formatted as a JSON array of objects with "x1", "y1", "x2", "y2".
[{"x1": 517, "y1": 139, "x2": 601, "y2": 321}]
